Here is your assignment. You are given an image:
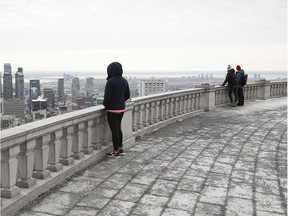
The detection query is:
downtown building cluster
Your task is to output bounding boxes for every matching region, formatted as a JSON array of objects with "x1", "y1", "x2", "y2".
[{"x1": 0, "y1": 64, "x2": 100, "y2": 130}]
